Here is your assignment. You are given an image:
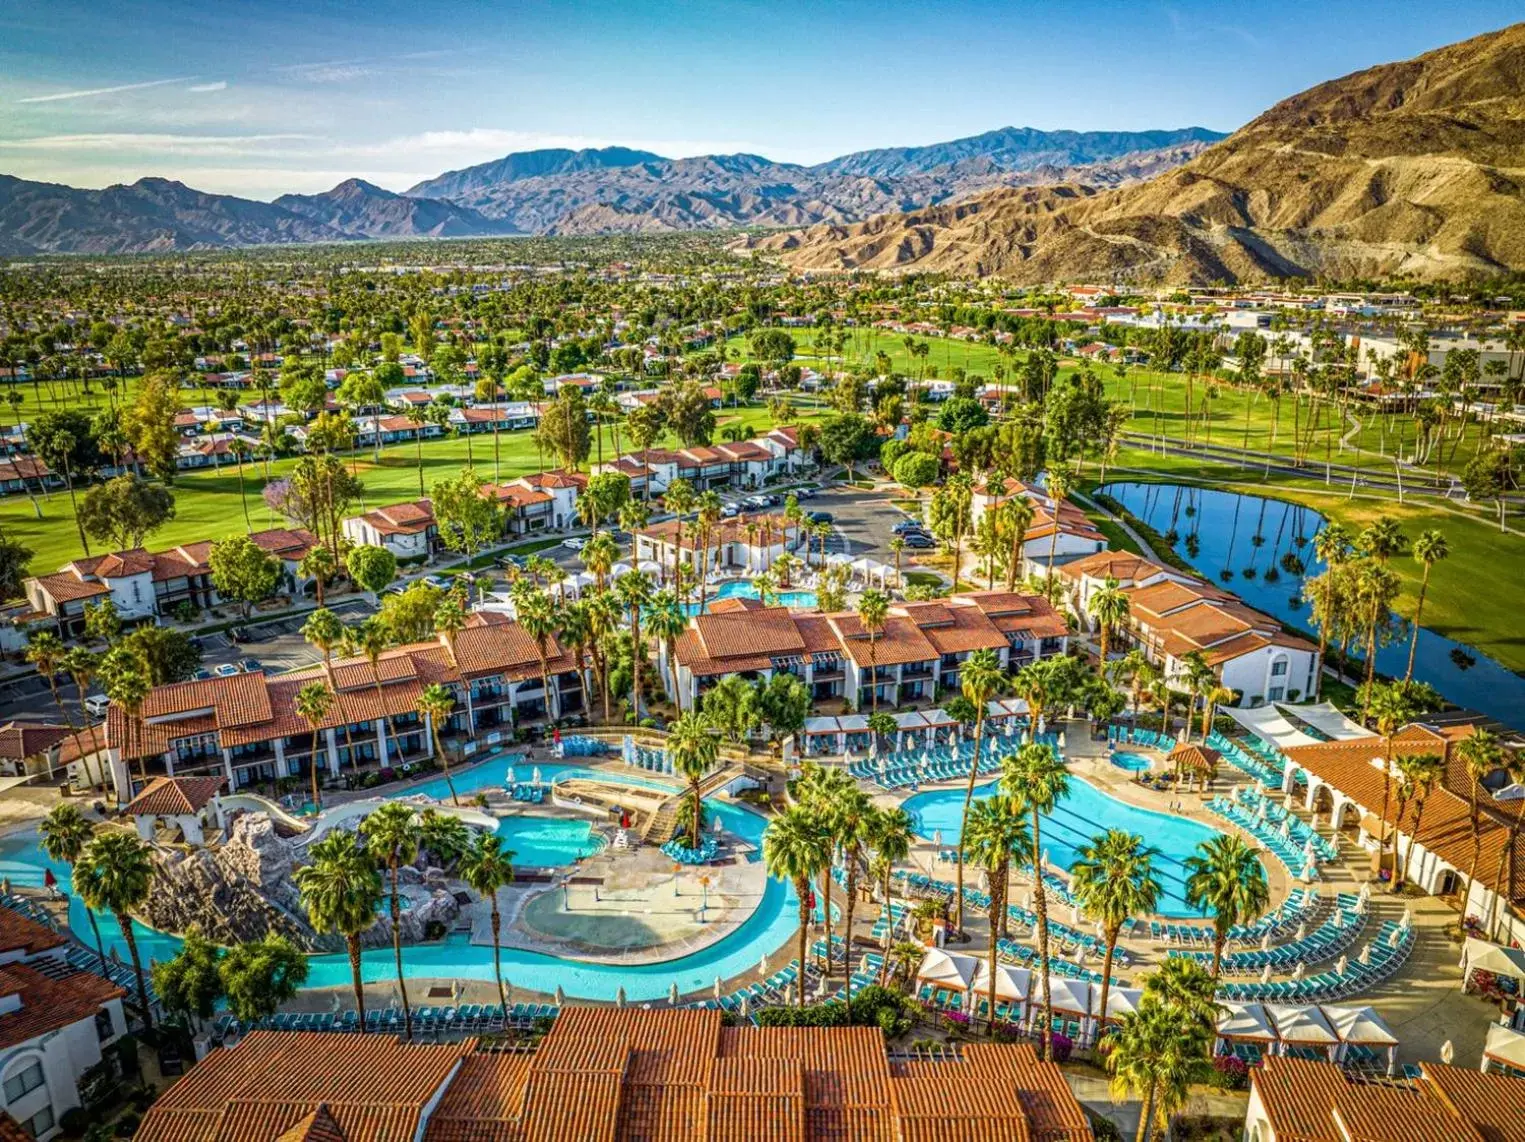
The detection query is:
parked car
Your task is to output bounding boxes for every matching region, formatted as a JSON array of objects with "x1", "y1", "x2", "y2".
[
  {"x1": 745, "y1": 495, "x2": 769, "y2": 510},
  {"x1": 83, "y1": 695, "x2": 110, "y2": 720},
  {"x1": 721, "y1": 503, "x2": 741, "y2": 519},
  {"x1": 903, "y1": 533, "x2": 936, "y2": 549},
  {"x1": 193, "y1": 668, "x2": 214, "y2": 681},
  {"x1": 806, "y1": 511, "x2": 834, "y2": 525},
  {"x1": 238, "y1": 658, "x2": 263, "y2": 674},
  {"x1": 892, "y1": 519, "x2": 927, "y2": 535},
  {"x1": 423, "y1": 574, "x2": 455, "y2": 590},
  {"x1": 794, "y1": 487, "x2": 815, "y2": 499},
  {"x1": 562, "y1": 536, "x2": 587, "y2": 552},
  {"x1": 495, "y1": 553, "x2": 526, "y2": 570},
  {"x1": 214, "y1": 663, "x2": 241, "y2": 678}
]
